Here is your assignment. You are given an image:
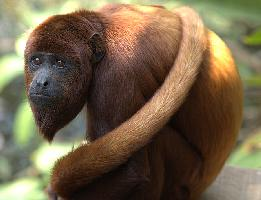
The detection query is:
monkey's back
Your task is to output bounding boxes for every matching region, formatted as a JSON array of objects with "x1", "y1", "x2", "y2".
[{"x1": 98, "y1": 5, "x2": 243, "y2": 199}]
